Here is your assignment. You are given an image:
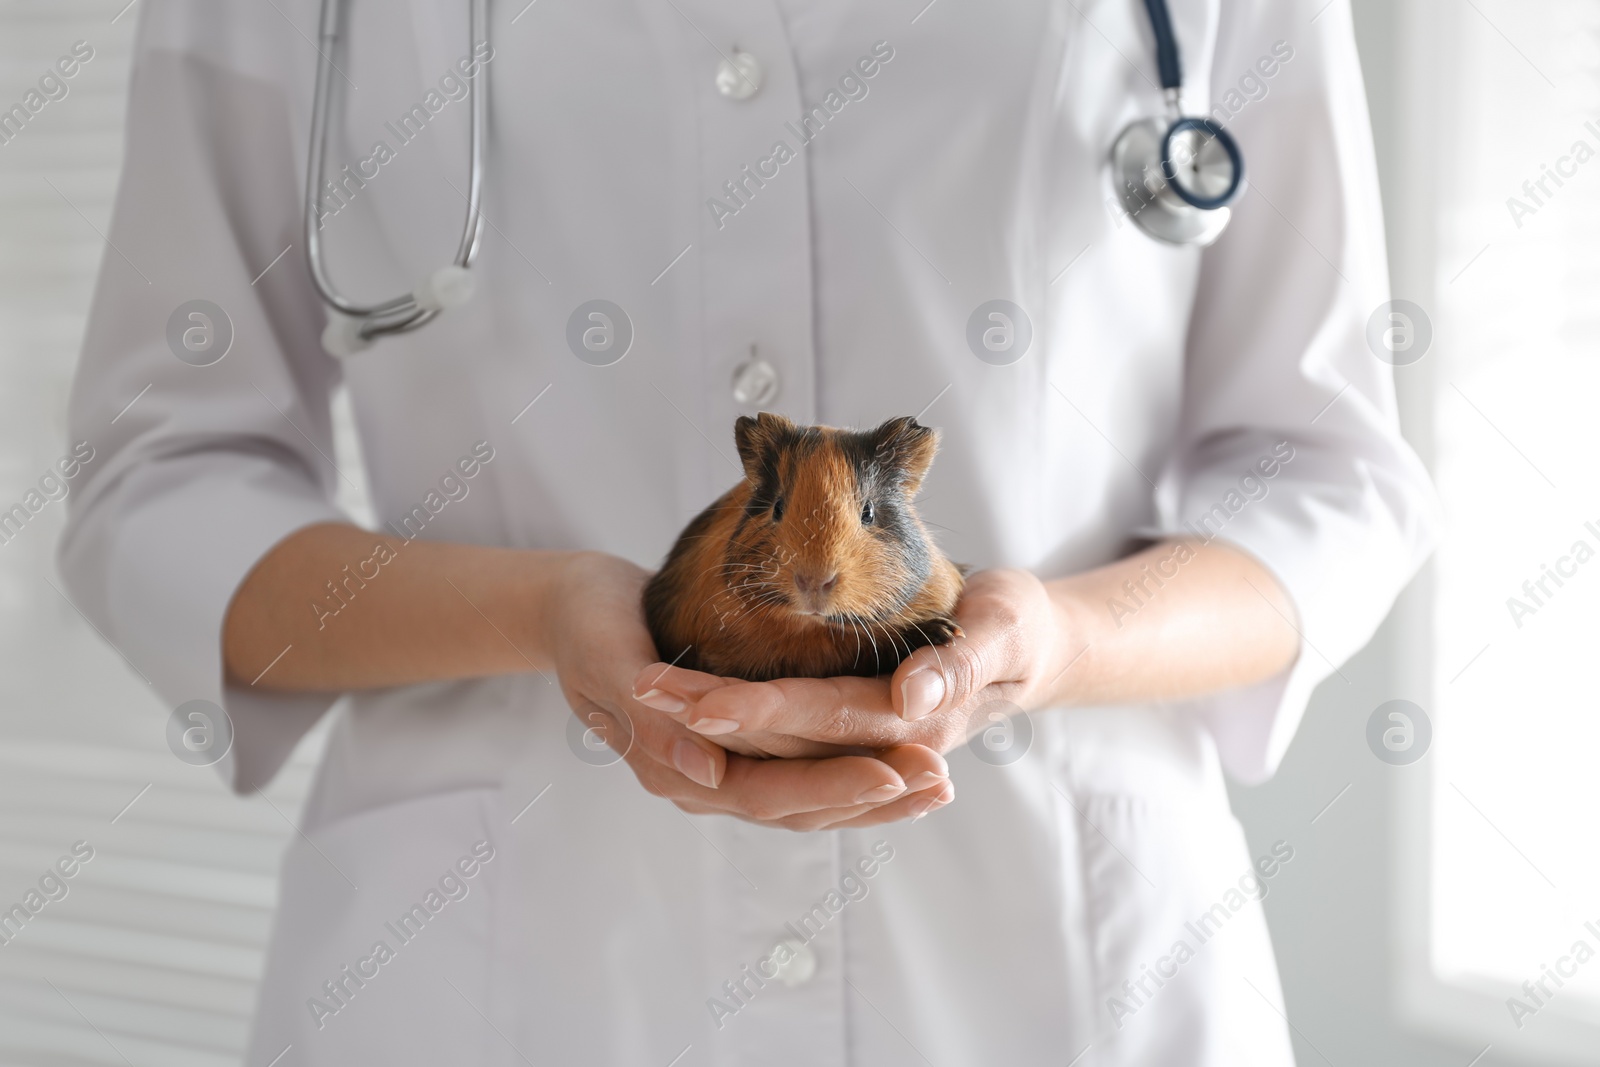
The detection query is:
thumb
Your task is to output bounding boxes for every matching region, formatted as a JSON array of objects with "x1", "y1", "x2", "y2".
[{"x1": 891, "y1": 618, "x2": 1017, "y2": 722}]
